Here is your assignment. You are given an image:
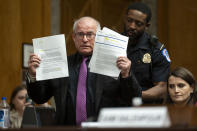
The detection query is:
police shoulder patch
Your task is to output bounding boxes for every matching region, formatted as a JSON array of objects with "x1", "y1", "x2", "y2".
[{"x1": 162, "y1": 48, "x2": 171, "y2": 62}]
